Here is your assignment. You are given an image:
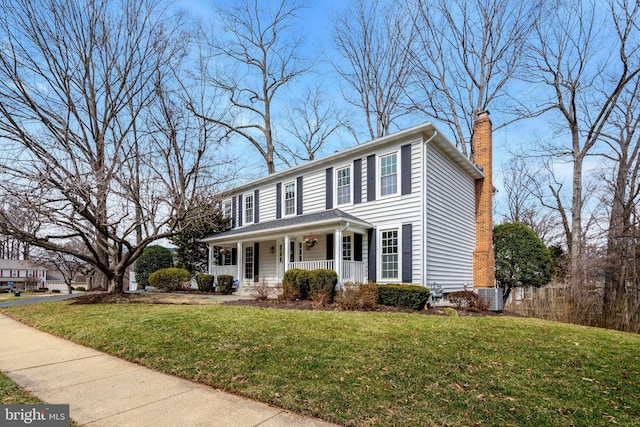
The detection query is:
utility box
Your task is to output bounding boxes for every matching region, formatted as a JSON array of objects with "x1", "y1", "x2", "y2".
[{"x1": 476, "y1": 287, "x2": 503, "y2": 312}]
